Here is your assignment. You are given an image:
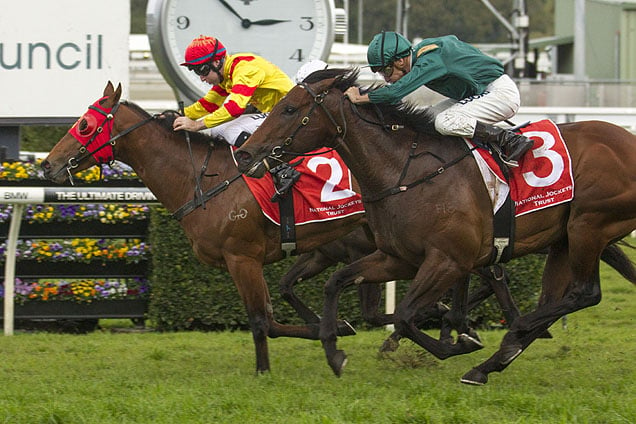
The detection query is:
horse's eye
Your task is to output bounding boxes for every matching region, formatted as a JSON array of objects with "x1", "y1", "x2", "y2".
[{"x1": 283, "y1": 105, "x2": 297, "y2": 115}]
